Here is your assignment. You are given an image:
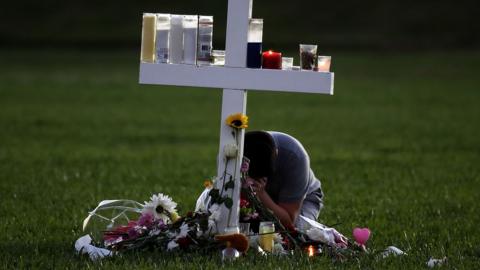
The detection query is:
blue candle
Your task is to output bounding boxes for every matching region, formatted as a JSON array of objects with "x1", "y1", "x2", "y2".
[{"x1": 247, "y1": 42, "x2": 262, "y2": 68}]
